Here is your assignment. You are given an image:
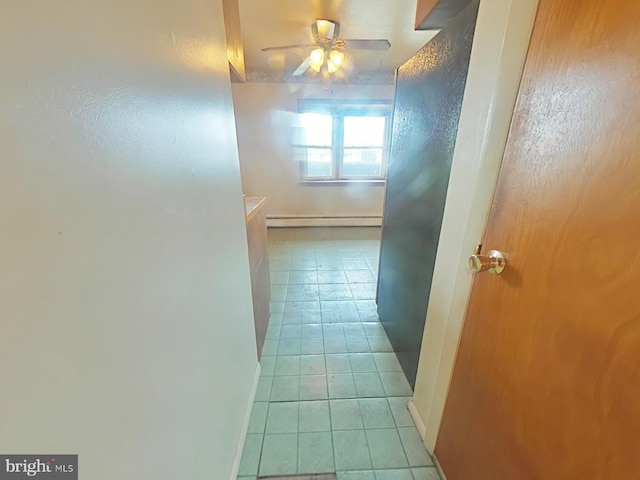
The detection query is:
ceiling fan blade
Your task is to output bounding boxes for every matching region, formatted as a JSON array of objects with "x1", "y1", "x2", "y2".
[
  {"x1": 342, "y1": 39, "x2": 391, "y2": 51},
  {"x1": 261, "y1": 44, "x2": 314, "y2": 52},
  {"x1": 292, "y1": 56, "x2": 311, "y2": 76}
]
